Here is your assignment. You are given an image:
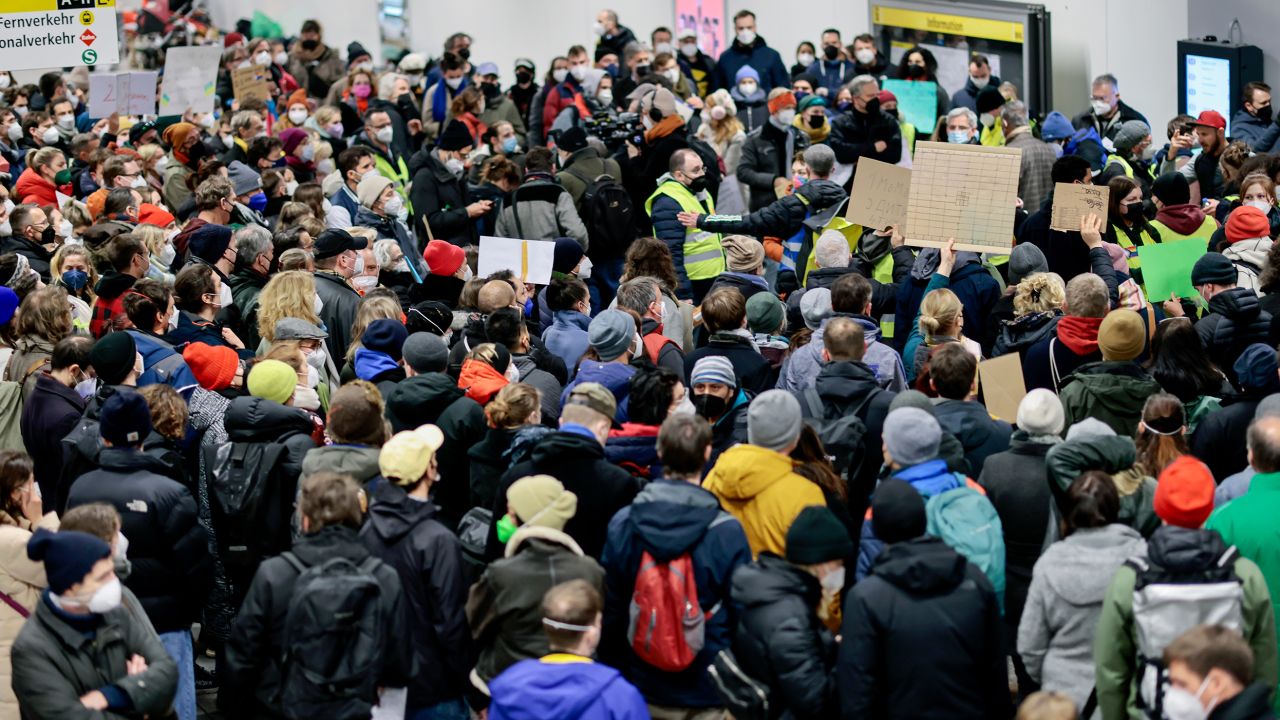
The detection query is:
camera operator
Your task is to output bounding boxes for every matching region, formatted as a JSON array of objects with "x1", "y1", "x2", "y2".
[
  {"x1": 556, "y1": 127, "x2": 622, "y2": 213},
  {"x1": 618, "y1": 87, "x2": 719, "y2": 235}
]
